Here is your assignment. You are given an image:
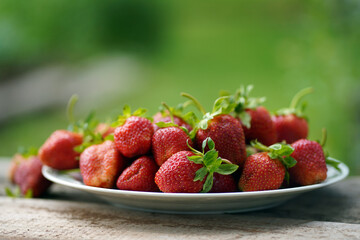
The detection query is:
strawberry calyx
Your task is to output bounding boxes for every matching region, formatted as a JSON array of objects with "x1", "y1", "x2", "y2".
[
  {"x1": 72, "y1": 112, "x2": 104, "y2": 153},
  {"x1": 181, "y1": 92, "x2": 236, "y2": 139},
  {"x1": 226, "y1": 85, "x2": 266, "y2": 128},
  {"x1": 158, "y1": 101, "x2": 195, "y2": 126},
  {"x1": 251, "y1": 140, "x2": 297, "y2": 184},
  {"x1": 154, "y1": 102, "x2": 190, "y2": 135},
  {"x1": 275, "y1": 87, "x2": 313, "y2": 119},
  {"x1": 325, "y1": 157, "x2": 341, "y2": 172},
  {"x1": 66, "y1": 95, "x2": 111, "y2": 153},
  {"x1": 17, "y1": 146, "x2": 39, "y2": 159},
  {"x1": 251, "y1": 140, "x2": 297, "y2": 168},
  {"x1": 186, "y1": 137, "x2": 239, "y2": 193},
  {"x1": 111, "y1": 105, "x2": 148, "y2": 128}
]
